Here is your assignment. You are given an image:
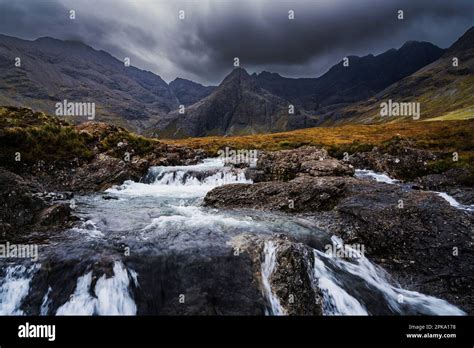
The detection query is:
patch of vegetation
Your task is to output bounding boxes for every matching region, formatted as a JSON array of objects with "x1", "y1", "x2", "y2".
[
  {"x1": 0, "y1": 106, "x2": 159, "y2": 169},
  {"x1": 100, "y1": 131, "x2": 155, "y2": 156},
  {"x1": 164, "y1": 119, "x2": 474, "y2": 176},
  {"x1": 327, "y1": 141, "x2": 374, "y2": 159},
  {"x1": 0, "y1": 124, "x2": 94, "y2": 166}
]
